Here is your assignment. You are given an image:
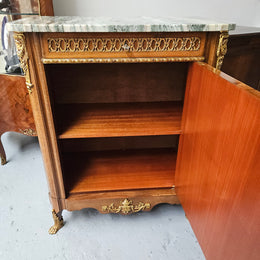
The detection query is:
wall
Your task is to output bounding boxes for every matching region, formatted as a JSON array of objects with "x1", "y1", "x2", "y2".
[{"x1": 53, "y1": 0, "x2": 260, "y2": 27}]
